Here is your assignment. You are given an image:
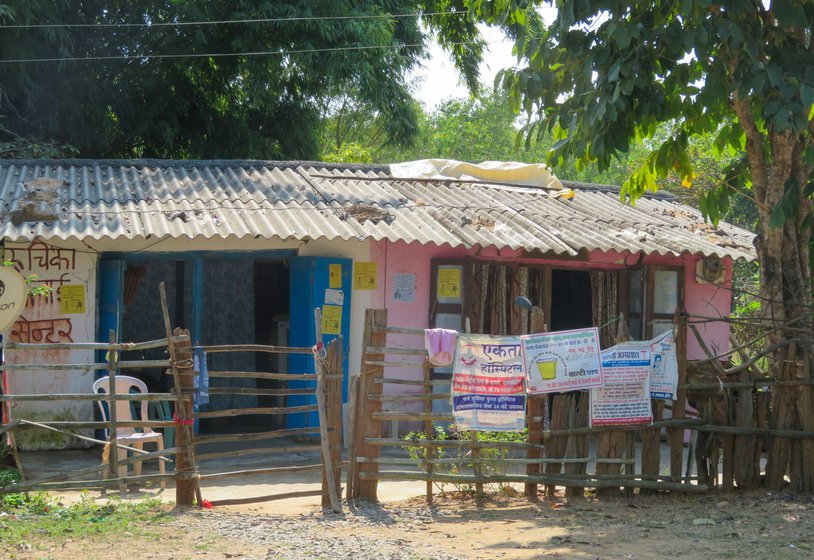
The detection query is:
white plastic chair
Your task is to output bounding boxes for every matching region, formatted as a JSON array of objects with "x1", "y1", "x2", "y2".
[{"x1": 93, "y1": 375, "x2": 166, "y2": 489}]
